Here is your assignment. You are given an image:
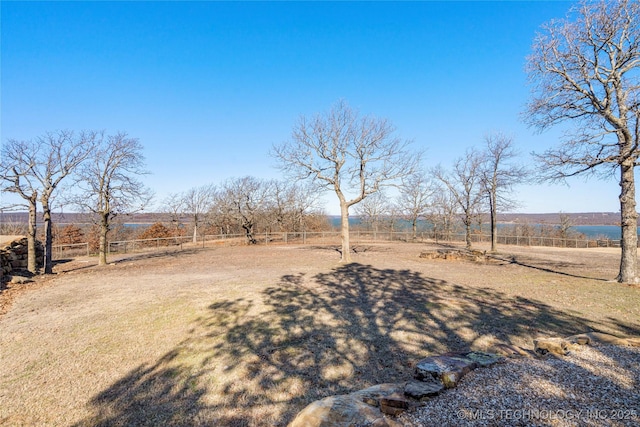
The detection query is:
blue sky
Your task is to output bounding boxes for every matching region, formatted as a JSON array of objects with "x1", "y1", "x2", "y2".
[{"x1": 1, "y1": 1, "x2": 621, "y2": 215}]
